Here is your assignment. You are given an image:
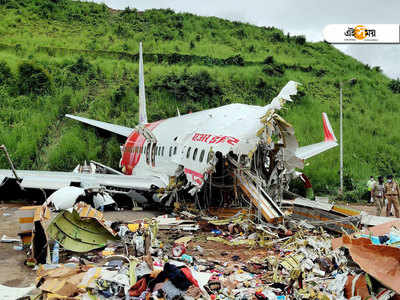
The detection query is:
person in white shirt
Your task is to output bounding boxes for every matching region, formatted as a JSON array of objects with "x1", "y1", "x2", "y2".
[{"x1": 367, "y1": 176, "x2": 376, "y2": 203}]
